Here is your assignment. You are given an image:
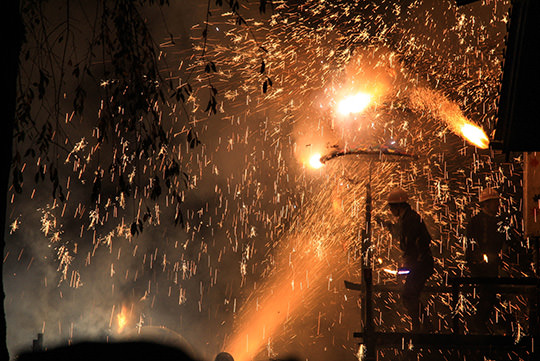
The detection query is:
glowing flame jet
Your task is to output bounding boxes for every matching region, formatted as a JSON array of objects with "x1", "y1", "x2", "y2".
[
  {"x1": 461, "y1": 123, "x2": 489, "y2": 149},
  {"x1": 409, "y1": 88, "x2": 490, "y2": 149},
  {"x1": 337, "y1": 92, "x2": 372, "y2": 115}
]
